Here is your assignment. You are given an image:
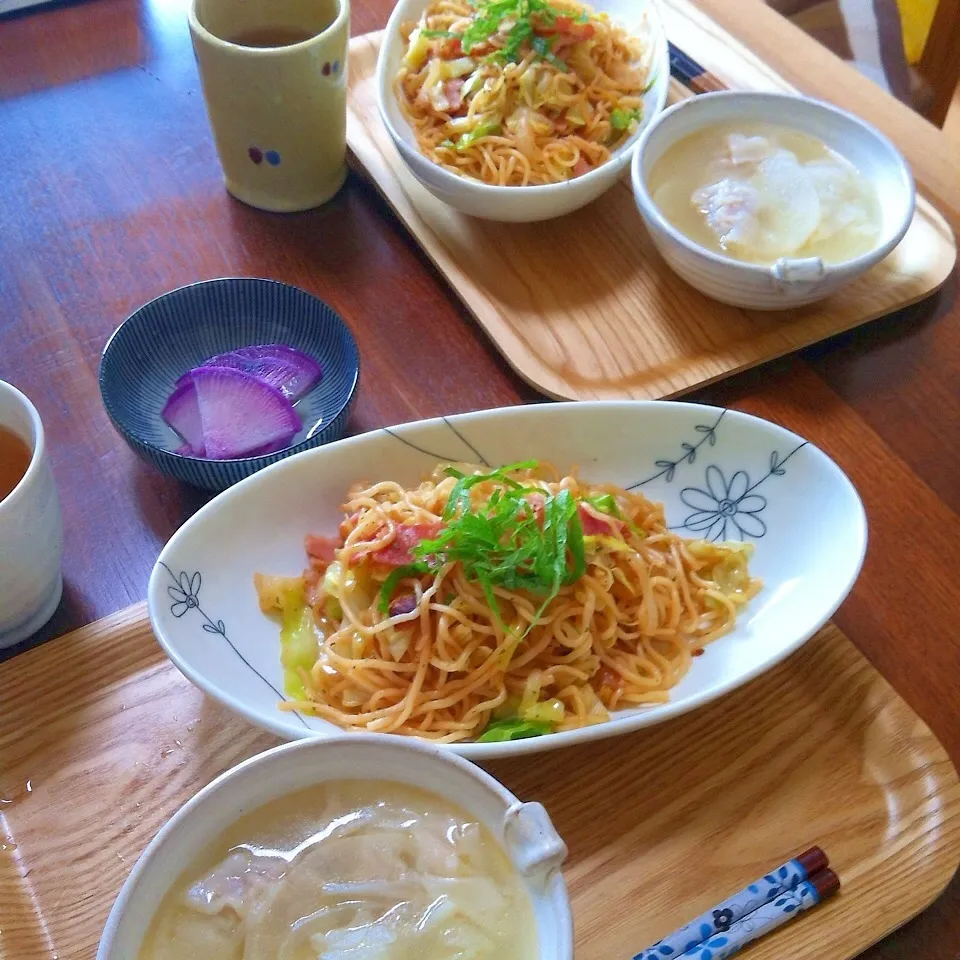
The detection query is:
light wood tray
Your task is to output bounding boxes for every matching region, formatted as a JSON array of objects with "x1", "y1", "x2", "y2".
[
  {"x1": 0, "y1": 606, "x2": 958, "y2": 959},
  {"x1": 344, "y1": 17, "x2": 956, "y2": 401}
]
